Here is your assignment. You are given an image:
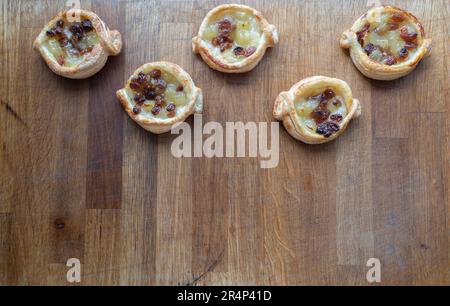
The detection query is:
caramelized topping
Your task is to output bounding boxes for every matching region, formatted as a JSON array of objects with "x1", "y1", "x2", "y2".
[
  {"x1": 166, "y1": 103, "x2": 176, "y2": 113},
  {"x1": 150, "y1": 69, "x2": 162, "y2": 78},
  {"x1": 143, "y1": 87, "x2": 157, "y2": 100},
  {"x1": 364, "y1": 43, "x2": 376, "y2": 55},
  {"x1": 359, "y1": 12, "x2": 420, "y2": 66},
  {"x1": 218, "y1": 19, "x2": 234, "y2": 33},
  {"x1": 211, "y1": 18, "x2": 257, "y2": 57},
  {"x1": 134, "y1": 93, "x2": 145, "y2": 105},
  {"x1": 70, "y1": 23, "x2": 83, "y2": 37},
  {"x1": 404, "y1": 42, "x2": 417, "y2": 50},
  {"x1": 387, "y1": 22, "x2": 400, "y2": 31},
  {"x1": 305, "y1": 89, "x2": 344, "y2": 138},
  {"x1": 317, "y1": 122, "x2": 340, "y2": 138},
  {"x1": 400, "y1": 27, "x2": 418, "y2": 42},
  {"x1": 130, "y1": 81, "x2": 141, "y2": 90},
  {"x1": 312, "y1": 108, "x2": 331, "y2": 124},
  {"x1": 136, "y1": 72, "x2": 148, "y2": 84},
  {"x1": 212, "y1": 19, "x2": 236, "y2": 52},
  {"x1": 330, "y1": 114, "x2": 343, "y2": 123},
  {"x1": 128, "y1": 69, "x2": 179, "y2": 118},
  {"x1": 398, "y1": 47, "x2": 409, "y2": 59},
  {"x1": 233, "y1": 46, "x2": 257, "y2": 57},
  {"x1": 245, "y1": 46, "x2": 257, "y2": 57},
  {"x1": 383, "y1": 54, "x2": 397, "y2": 66},
  {"x1": 46, "y1": 29, "x2": 57, "y2": 37},
  {"x1": 233, "y1": 46, "x2": 245, "y2": 56},
  {"x1": 322, "y1": 89, "x2": 336, "y2": 100},
  {"x1": 151, "y1": 78, "x2": 167, "y2": 94},
  {"x1": 166, "y1": 103, "x2": 177, "y2": 118},
  {"x1": 151, "y1": 106, "x2": 161, "y2": 116},
  {"x1": 155, "y1": 95, "x2": 165, "y2": 107},
  {"x1": 82, "y1": 20, "x2": 94, "y2": 32},
  {"x1": 390, "y1": 12, "x2": 406, "y2": 23},
  {"x1": 45, "y1": 19, "x2": 96, "y2": 64},
  {"x1": 356, "y1": 23, "x2": 370, "y2": 45},
  {"x1": 363, "y1": 43, "x2": 397, "y2": 66}
]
